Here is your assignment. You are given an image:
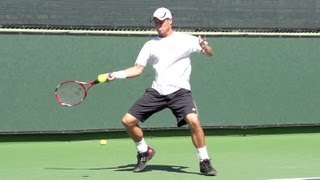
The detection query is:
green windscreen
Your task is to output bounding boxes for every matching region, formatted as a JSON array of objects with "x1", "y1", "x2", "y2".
[{"x1": 0, "y1": 34, "x2": 319, "y2": 133}]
